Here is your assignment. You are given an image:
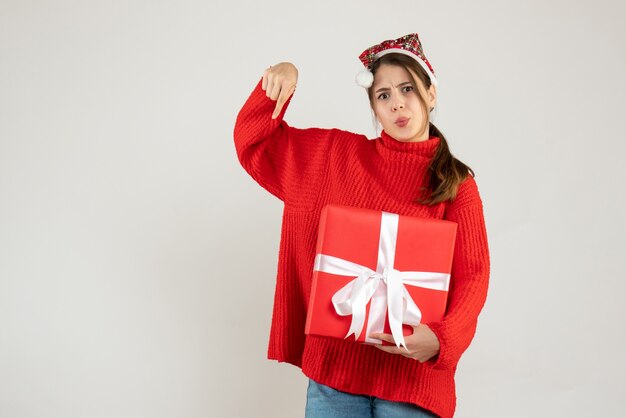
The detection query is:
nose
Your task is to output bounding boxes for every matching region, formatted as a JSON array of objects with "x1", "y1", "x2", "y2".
[{"x1": 392, "y1": 102, "x2": 404, "y2": 111}]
